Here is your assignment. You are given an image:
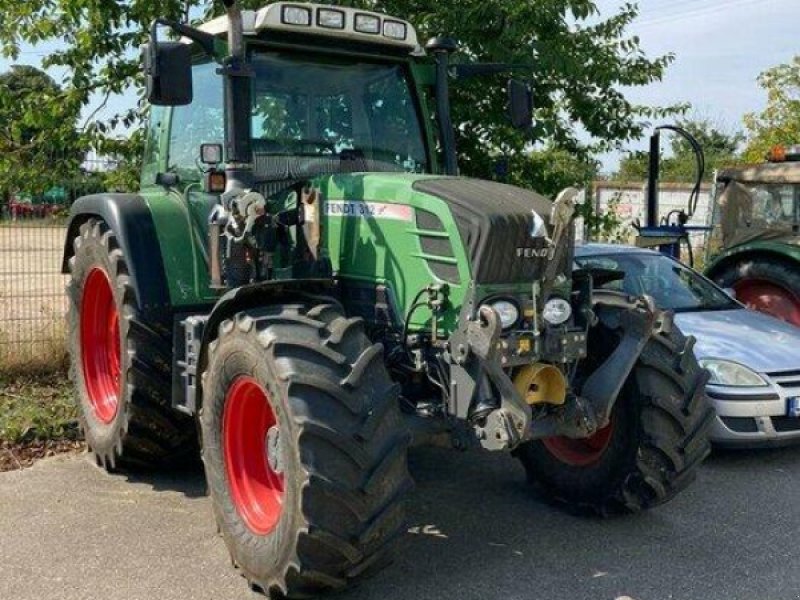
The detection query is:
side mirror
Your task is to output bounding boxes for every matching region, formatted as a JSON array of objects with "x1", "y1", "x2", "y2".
[
  {"x1": 143, "y1": 40, "x2": 193, "y2": 106},
  {"x1": 507, "y1": 79, "x2": 533, "y2": 130}
]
